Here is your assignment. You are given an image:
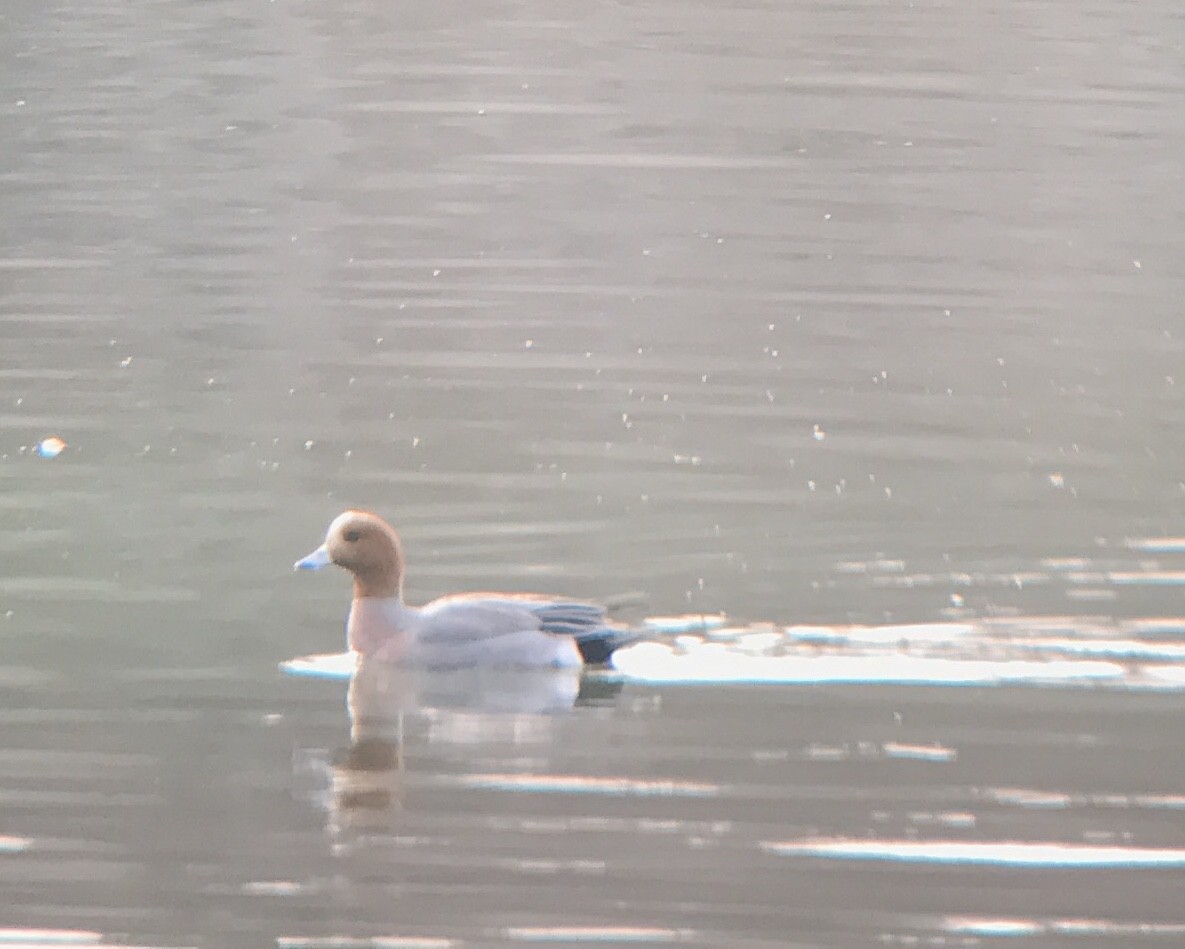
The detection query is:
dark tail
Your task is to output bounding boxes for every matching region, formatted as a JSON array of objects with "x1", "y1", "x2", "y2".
[{"x1": 574, "y1": 627, "x2": 644, "y2": 665}]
